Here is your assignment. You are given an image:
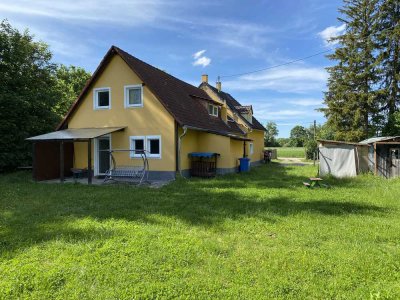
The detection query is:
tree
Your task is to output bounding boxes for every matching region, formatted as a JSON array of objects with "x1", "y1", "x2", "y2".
[
  {"x1": 264, "y1": 121, "x2": 279, "y2": 146},
  {"x1": 276, "y1": 137, "x2": 291, "y2": 147},
  {"x1": 377, "y1": 0, "x2": 400, "y2": 135},
  {"x1": 53, "y1": 65, "x2": 91, "y2": 118},
  {"x1": 0, "y1": 20, "x2": 59, "y2": 171},
  {"x1": 321, "y1": 0, "x2": 381, "y2": 141},
  {"x1": 290, "y1": 125, "x2": 308, "y2": 147},
  {"x1": 0, "y1": 20, "x2": 91, "y2": 171}
]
